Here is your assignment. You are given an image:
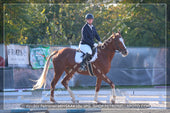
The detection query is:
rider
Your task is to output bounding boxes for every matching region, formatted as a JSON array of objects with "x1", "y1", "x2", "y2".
[{"x1": 79, "y1": 13, "x2": 102, "y2": 71}]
